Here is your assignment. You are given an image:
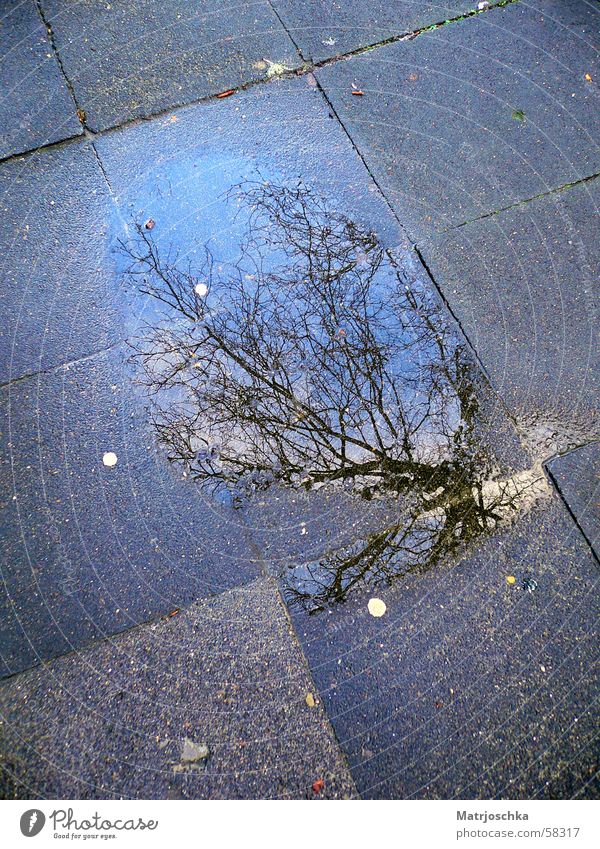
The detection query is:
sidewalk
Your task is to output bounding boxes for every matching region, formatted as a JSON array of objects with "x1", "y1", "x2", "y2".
[{"x1": 0, "y1": 0, "x2": 598, "y2": 799}]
